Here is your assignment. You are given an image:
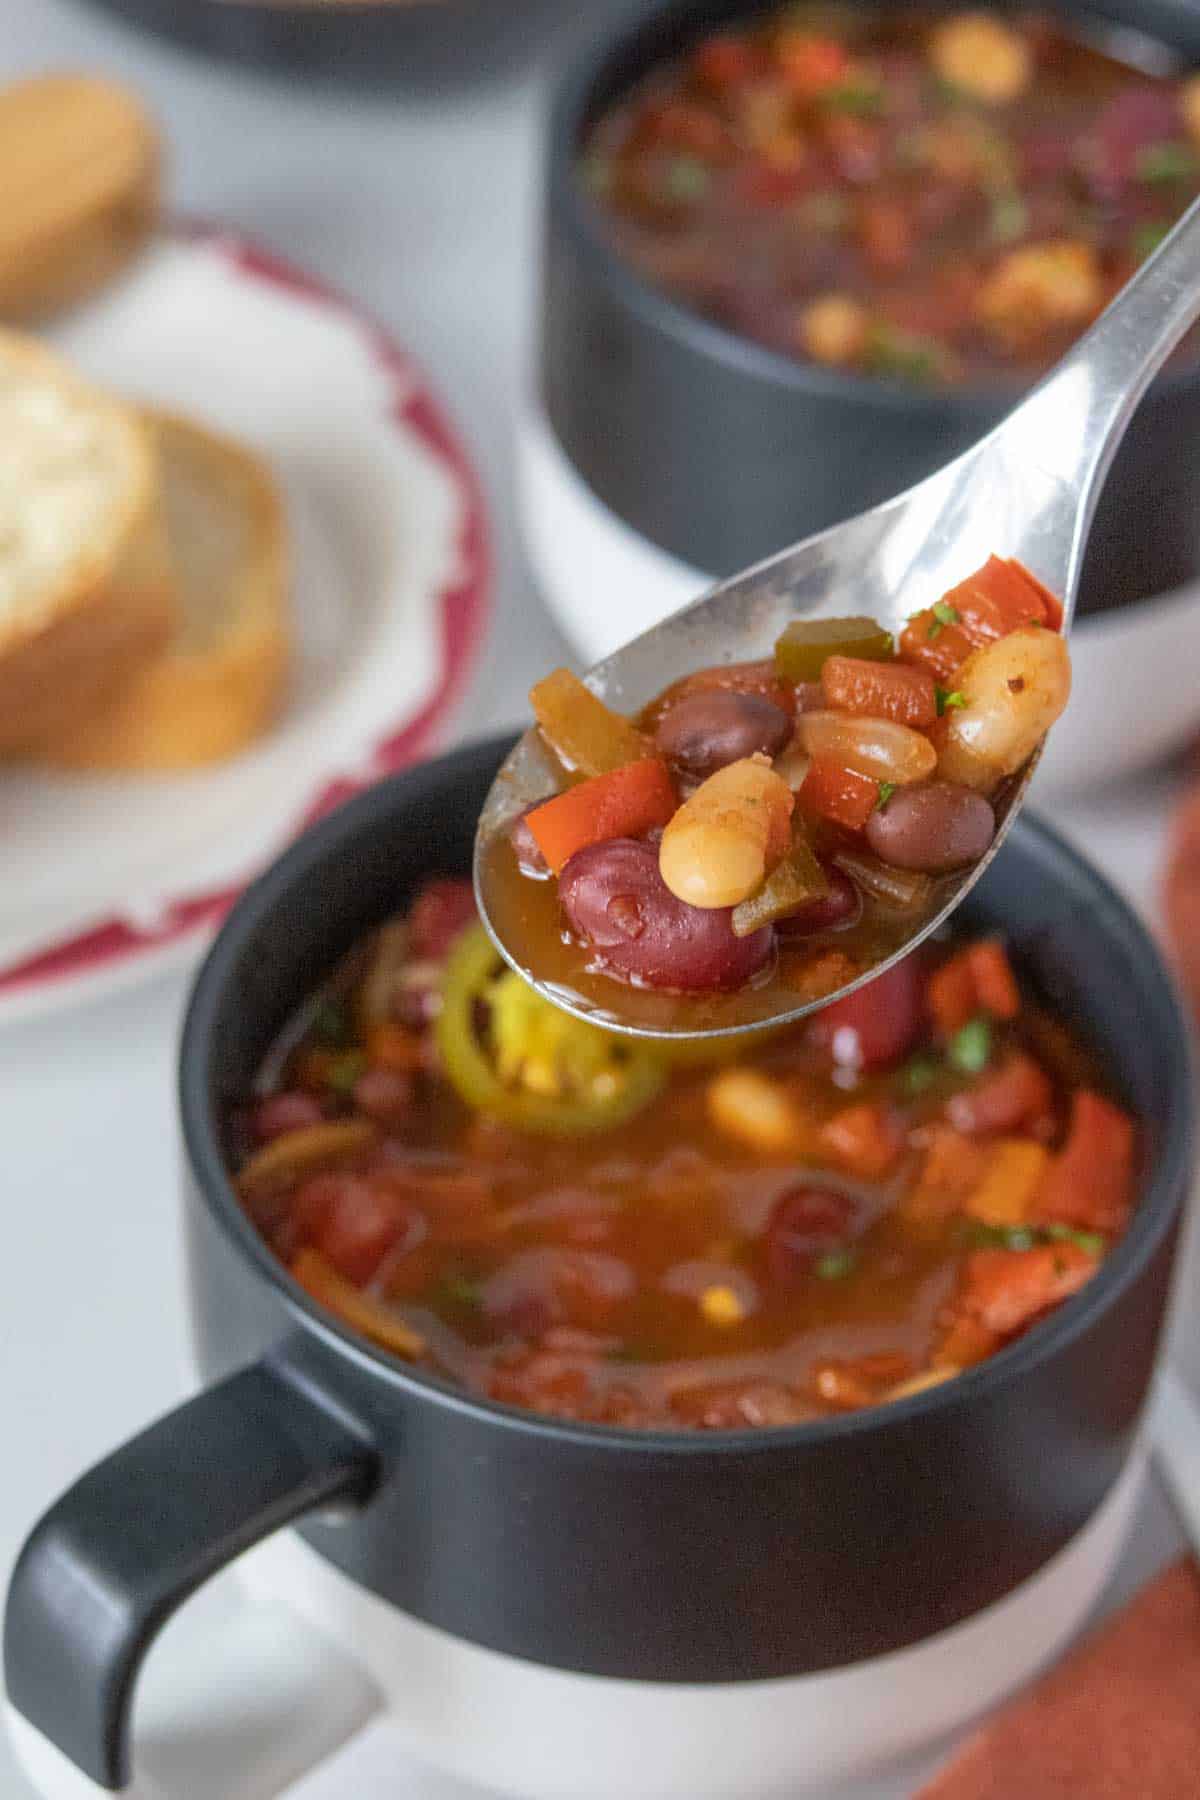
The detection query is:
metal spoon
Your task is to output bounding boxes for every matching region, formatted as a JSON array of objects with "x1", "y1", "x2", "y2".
[{"x1": 477, "y1": 196, "x2": 1200, "y2": 1039}]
